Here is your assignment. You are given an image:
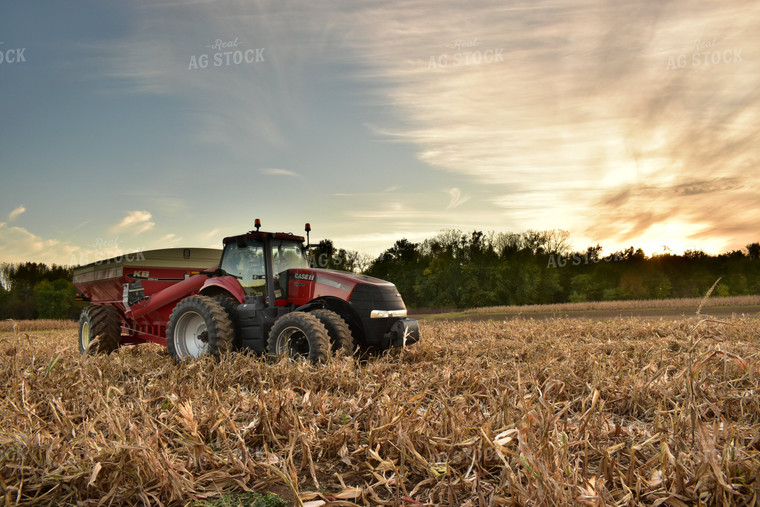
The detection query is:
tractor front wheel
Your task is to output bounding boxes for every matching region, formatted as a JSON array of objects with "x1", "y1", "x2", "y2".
[
  {"x1": 78, "y1": 305, "x2": 121, "y2": 355},
  {"x1": 167, "y1": 295, "x2": 235, "y2": 361},
  {"x1": 311, "y1": 309, "x2": 355, "y2": 356},
  {"x1": 267, "y1": 312, "x2": 330, "y2": 364}
]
